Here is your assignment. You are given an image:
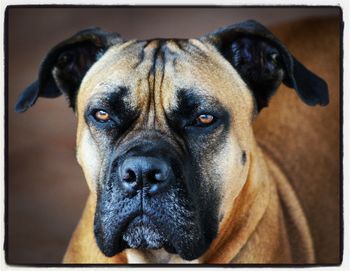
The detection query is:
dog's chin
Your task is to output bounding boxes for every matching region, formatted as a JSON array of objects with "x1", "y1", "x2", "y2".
[
  {"x1": 122, "y1": 215, "x2": 168, "y2": 250},
  {"x1": 121, "y1": 215, "x2": 201, "y2": 259},
  {"x1": 96, "y1": 211, "x2": 211, "y2": 261}
]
